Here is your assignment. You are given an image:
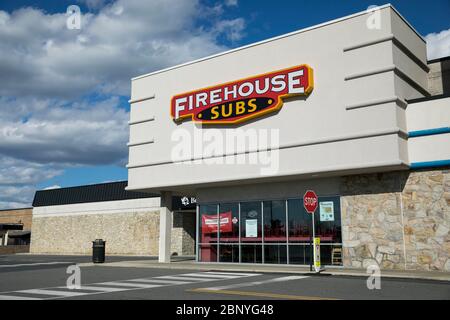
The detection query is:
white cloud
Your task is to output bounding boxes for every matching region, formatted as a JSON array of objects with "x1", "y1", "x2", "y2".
[
  {"x1": 0, "y1": 96, "x2": 129, "y2": 165},
  {"x1": 225, "y1": 0, "x2": 238, "y2": 7},
  {"x1": 213, "y1": 18, "x2": 246, "y2": 42},
  {"x1": 77, "y1": 0, "x2": 110, "y2": 10},
  {"x1": 0, "y1": 185, "x2": 36, "y2": 208},
  {"x1": 0, "y1": 156, "x2": 63, "y2": 185},
  {"x1": 44, "y1": 185, "x2": 61, "y2": 190},
  {"x1": 0, "y1": 0, "x2": 243, "y2": 98},
  {"x1": 426, "y1": 28, "x2": 450, "y2": 60},
  {"x1": 0, "y1": 0, "x2": 245, "y2": 209}
]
